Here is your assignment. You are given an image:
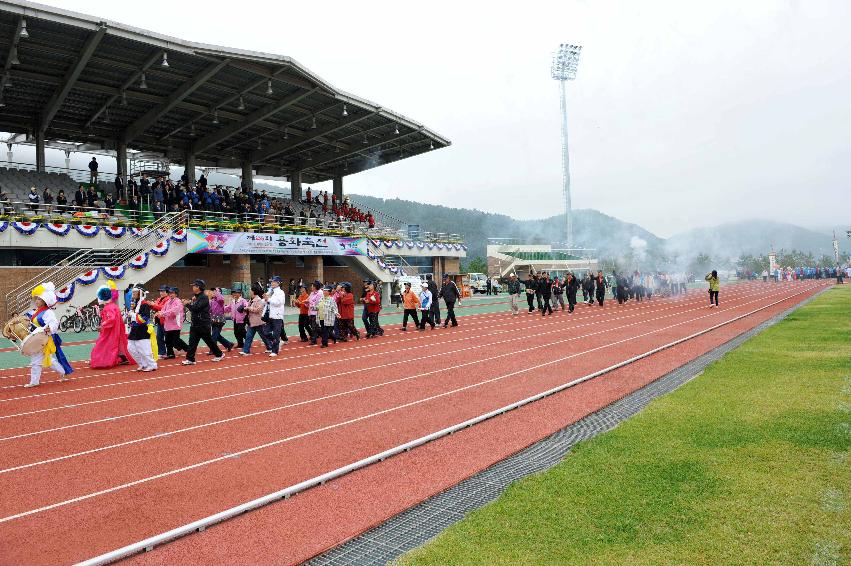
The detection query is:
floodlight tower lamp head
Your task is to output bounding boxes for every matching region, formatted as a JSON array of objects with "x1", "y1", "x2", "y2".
[{"x1": 551, "y1": 44, "x2": 583, "y2": 81}]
